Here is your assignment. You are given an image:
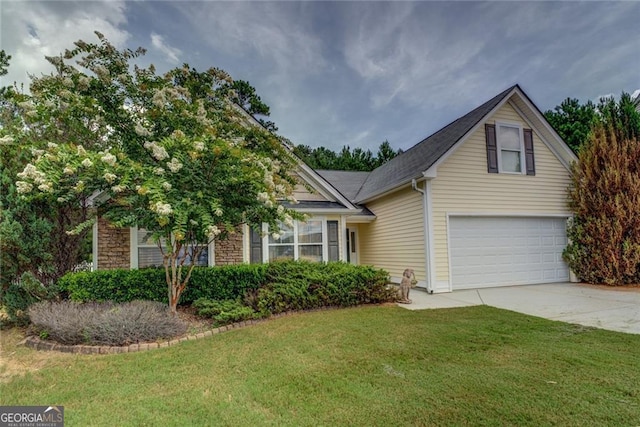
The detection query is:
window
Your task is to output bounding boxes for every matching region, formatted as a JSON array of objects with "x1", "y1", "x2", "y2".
[
  {"x1": 497, "y1": 123, "x2": 524, "y2": 174},
  {"x1": 135, "y1": 228, "x2": 210, "y2": 268},
  {"x1": 485, "y1": 123, "x2": 535, "y2": 175},
  {"x1": 252, "y1": 220, "x2": 339, "y2": 264},
  {"x1": 137, "y1": 229, "x2": 165, "y2": 268},
  {"x1": 297, "y1": 220, "x2": 323, "y2": 262},
  {"x1": 266, "y1": 219, "x2": 328, "y2": 263}
]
